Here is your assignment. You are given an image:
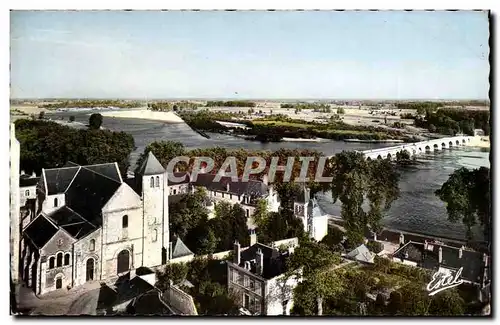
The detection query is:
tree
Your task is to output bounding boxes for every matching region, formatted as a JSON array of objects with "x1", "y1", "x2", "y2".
[
  {"x1": 38, "y1": 111, "x2": 45, "y2": 120},
  {"x1": 435, "y1": 167, "x2": 491, "y2": 242},
  {"x1": 337, "y1": 107, "x2": 345, "y2": 114},
  {"x1": 156, "y1": 263, "x2": 189, "y2": 289},
  {"x1": 88, "y1": 113, "x2": 103, "y2": 130},
  {"x1": 69, "y1": 115, "x2": 75, "y2": 123},
  {"x1": 329, "y1": 152, "x2": 400, "y2": 246}
]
